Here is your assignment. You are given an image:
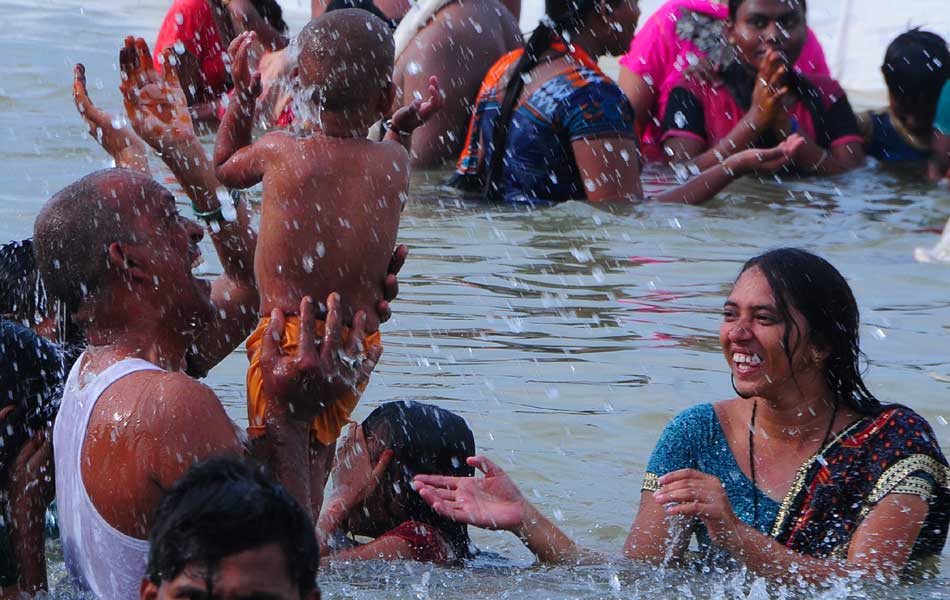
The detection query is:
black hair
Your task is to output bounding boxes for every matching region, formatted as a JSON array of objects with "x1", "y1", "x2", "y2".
[
  {"x1": 728, "y1": 0, "x2": 807, "y2": 21},
  {"x1": 362, "y1": 401, "x2": 476, "y2": 559},
  {"x1": 882, "y1": 29, "x2": 950, "y2": 125},
  {"x1": 738, "y1": 248, "x2": 882, "y2": 415},
  {"x1": 324, "y1": 0, "x2": 397, "y2": 29},
  {"x1": 146, "y1": 456, "x2": 319, "y2": 597},
  {"x1": 251, "y1": 0, "x2": 289, "y2": 34},
  {"x1": 484, "y1": 0, "x2": 618, "y2": 200},
  {"x1": 0, "y1": 321, "x2": 63, "y2": 484},
  {"x1": 0, "y1": 239, "x2": 47, "y2": 326},
  {"x1": 0, "y1": 238, "x2": 85, "y2": 369}
]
